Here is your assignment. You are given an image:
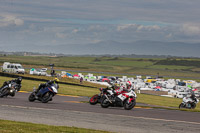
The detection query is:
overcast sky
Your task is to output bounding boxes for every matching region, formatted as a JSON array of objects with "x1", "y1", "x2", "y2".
[{"x1": 0, "y1": 0, "x2": 200, "y2": 53}]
